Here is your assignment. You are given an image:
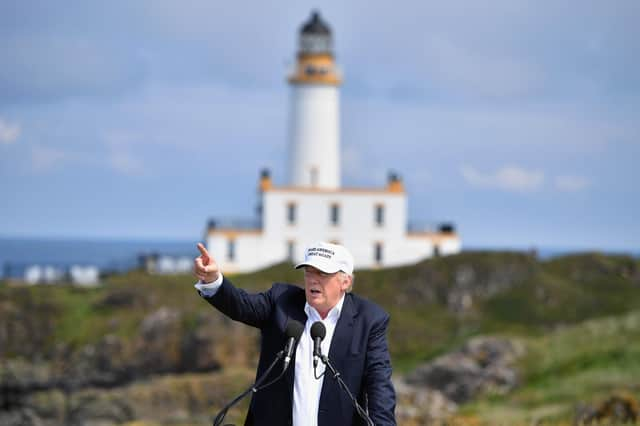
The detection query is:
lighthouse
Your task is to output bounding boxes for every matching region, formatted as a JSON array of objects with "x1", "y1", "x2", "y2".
[
  {"x1": 288, "y1": 11, "x2": 341, "y2": 189},
  {"x1": 204, "y1": 11, "x2": 461, "y2": 273}
]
